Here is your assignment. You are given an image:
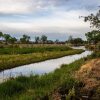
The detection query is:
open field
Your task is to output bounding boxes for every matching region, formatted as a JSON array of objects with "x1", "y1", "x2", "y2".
[
  {"x1": 0, "y1": 45, "x2": 72, "y2": 55},
  {"x1": 0, "y1": 45, "x2": 84, "y2": 71}
]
